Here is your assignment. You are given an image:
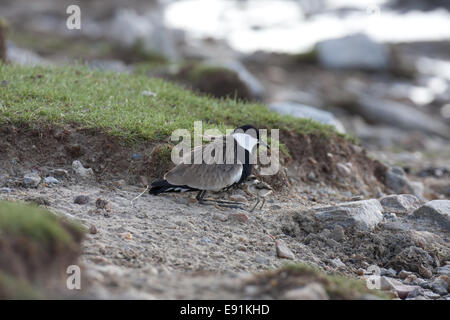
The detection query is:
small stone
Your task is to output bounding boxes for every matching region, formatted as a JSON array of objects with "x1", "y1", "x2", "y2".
[
  {"x1": 51, "y1": 169, "x2": 69, "y2": 178},
  {"x1": 431, "y1": 277, "x2": 448, "y2": 295},
  {"x1": 419, "y1": 266, "x2": 433, "y2": 279},
  {"x1": 255, "y1": 255, "x2": 269, "y2": 265},
  {"x1": 74, "y1": 195, "x2": 89, "y2": 205},
  {"x1": 89, "y1": 225, "x2": 98, "y2": 234},
  {"x1": 422, "y1": 289, "x2": 441, "y2": 299},
  {"x1": 404, "y1": 274, "x2": 418, "y2": 283},
  {"x1": 114, "y1": 179, "x2": 127, "y2": 189},
  {"x1": 356, "y1": 268, "x2": 365, "y2": 276},
  {"x1": 228, "y1": 212, "x2": 248, "y2": 223},
  {"x1": 131, "y1": 153, "x2": 143, "y2": 160},
  {"x1": 283, "y1": 283, "x2": 329, "y2": 300},
  {"x1": 398, "y1": 270, "x2": 412, "y2": 279},
  {"x1": 213, "y1": 212, "x2": 228, "y2": 222},
  {"x1": 275, "y1": 239, "x2": 295, "y2": 260},
  {"x1": 44, "y1": 176, "x2": 59, "y2": 184},
  {"x1": 72, "y1": 160, "x2": 94, "y2": 179},
  {"x1": 307, "y1": 171, "x2": 317, "y2": 181},
  {"x1": 330, "y1": 225, "x2": 345, "y2": 242},
  {"x1": 336, "y1": 162, "x2": 352, "y2": 177},
  {"x1": 437, "y1": 265, "x2": 450, "y2": 277},
  {"x1": 23, "y1": 171, "x2": 41, "y2": 188},
  {"x1": 331, "y1": 258, "x2": 346, "y2": 268},
  {"x1": 383, "y1": 213, "x2": 397, "y2": 221},
  {"x1": 141, "y1": 90, "x2": 157, "y2": 97},
  {"x1": 380, "y1": 268, "x2": 397, "y2": 277},
  {"x1": 124, "y1": 233, "x2": 133, "y2": 240},
  {"x1": 96, "y1": 198, "x2": 110, "y2": 210}
]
